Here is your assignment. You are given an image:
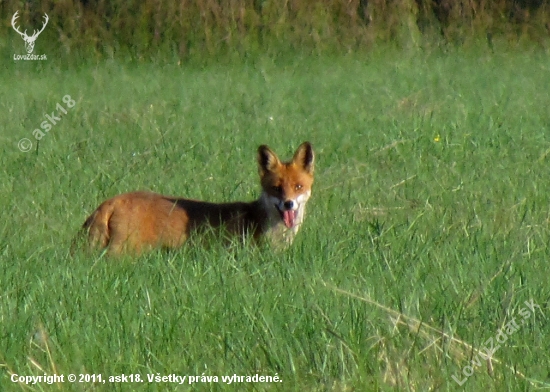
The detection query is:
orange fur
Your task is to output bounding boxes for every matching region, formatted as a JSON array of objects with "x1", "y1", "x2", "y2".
[{"x1": 79, "y1": 142, "x2": 314, "y2": 254}]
